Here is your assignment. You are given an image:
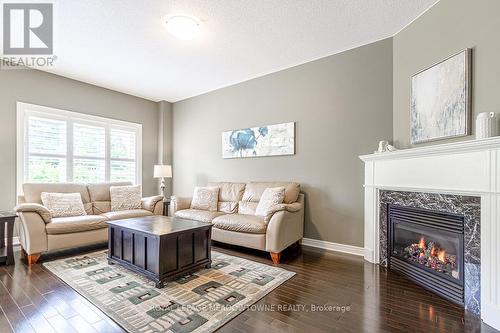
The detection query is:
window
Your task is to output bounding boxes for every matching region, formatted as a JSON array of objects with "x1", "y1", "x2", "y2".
[{"x1": 17, "y1": 102, "x2": 142, "y2": 190}]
